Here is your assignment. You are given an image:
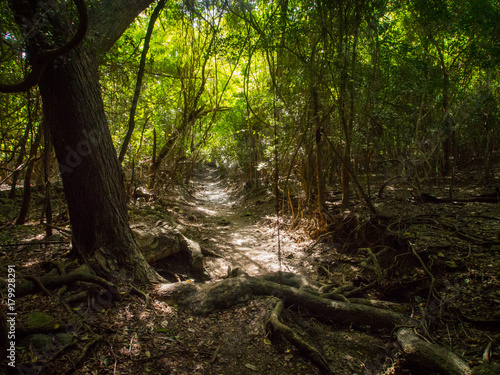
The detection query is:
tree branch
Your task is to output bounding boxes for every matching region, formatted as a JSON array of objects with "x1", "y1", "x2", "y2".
[
  {"x1": 0, "y1": 0, "x2": 88, "y2": 93},
  {"x1": 89, "y1": 0, "x2": 156, "y2": 55}
]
